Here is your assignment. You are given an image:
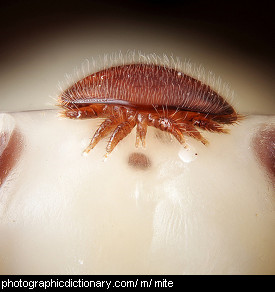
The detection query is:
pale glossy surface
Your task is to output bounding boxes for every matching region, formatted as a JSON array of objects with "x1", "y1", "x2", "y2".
[{"x1": 0, "y1": 111, "x2": 274, "y2": 274}]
